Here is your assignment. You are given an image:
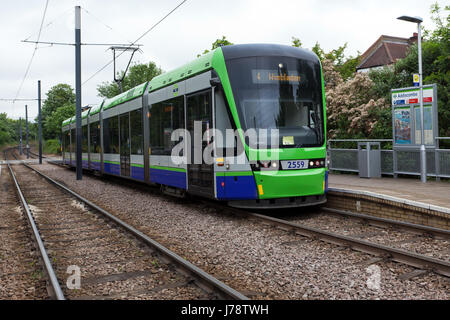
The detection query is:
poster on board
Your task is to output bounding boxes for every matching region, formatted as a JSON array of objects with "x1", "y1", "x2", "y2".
[
  {"x1": 394, "y1": 108, "x2": 411, "y2": 144},
  {"x1": 415, "y1": 106, "x2": 433, "y2": 145}
]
